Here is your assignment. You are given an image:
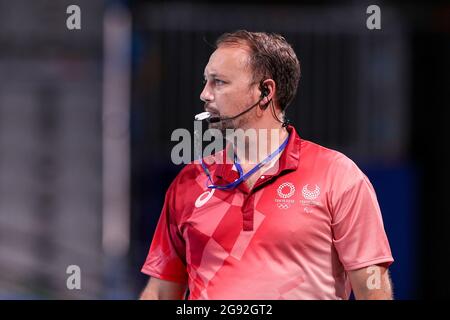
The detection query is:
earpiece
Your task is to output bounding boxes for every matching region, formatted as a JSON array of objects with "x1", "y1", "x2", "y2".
[
  {"x1": 260, "y1": 86, "x2": 269, "y2": 98},
  {"x1": 259, "y1": 82, "x2": 270, "y2": 110}
]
